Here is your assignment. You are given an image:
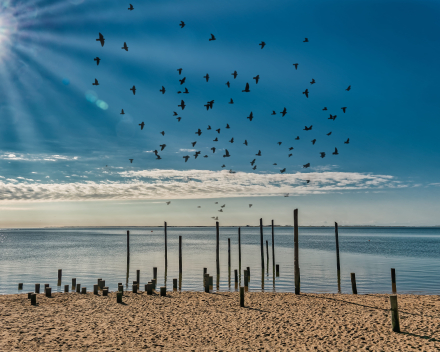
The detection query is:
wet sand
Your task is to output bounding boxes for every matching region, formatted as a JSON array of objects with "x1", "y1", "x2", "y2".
[{"x1": 1, "y1": 291, "x2": 440, "y2": 351}]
